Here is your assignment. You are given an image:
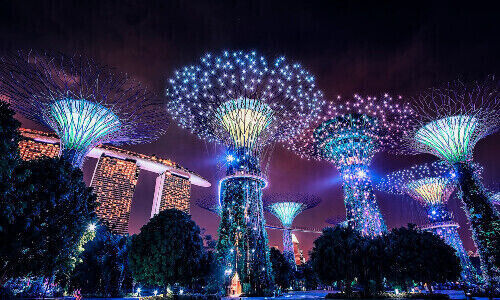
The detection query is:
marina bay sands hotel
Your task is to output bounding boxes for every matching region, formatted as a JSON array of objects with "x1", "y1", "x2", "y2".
[{"x1": 18, "y1": 128, "x2": 211, "y2": 235}]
